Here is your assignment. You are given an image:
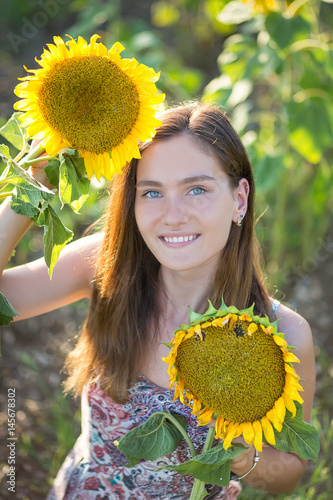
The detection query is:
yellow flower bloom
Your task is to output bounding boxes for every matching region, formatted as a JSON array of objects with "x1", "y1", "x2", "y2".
[
  {"x1": 241, "y1": 0, "x2": 279, "y2": 14},
  {"x1": 14, "y1": 34, "x2": 165, "y2": 180},
  {"x1": 163, "y1": 301, "x2": 304, "y2": 452}
]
